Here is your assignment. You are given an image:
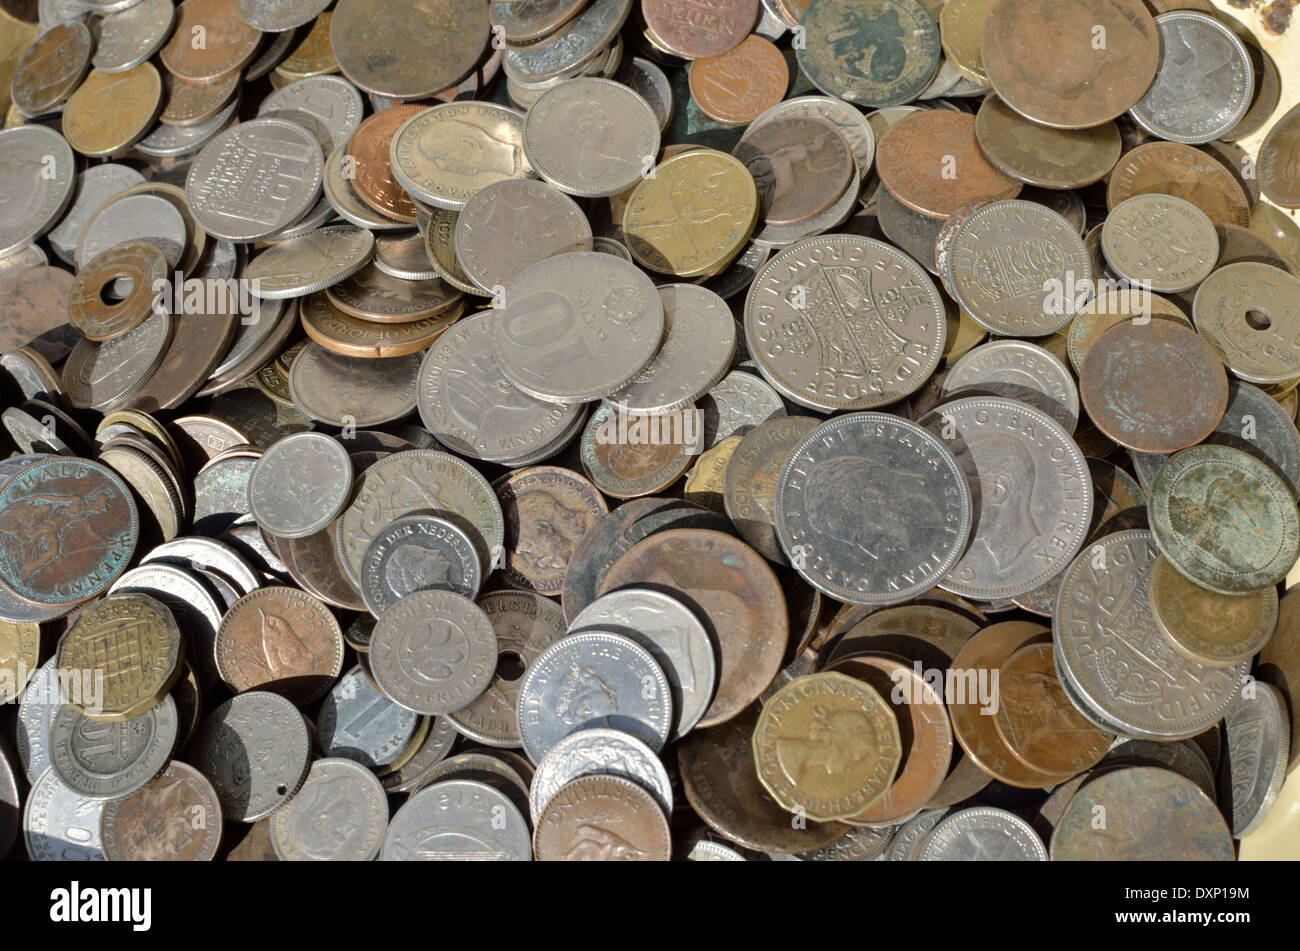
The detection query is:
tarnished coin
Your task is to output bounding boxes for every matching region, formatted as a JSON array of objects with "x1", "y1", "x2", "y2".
[
  {"x1": 1102, "y1": 194, "x2": 1218, "y2": 293},
  {"x1": 723, "y1": 415, "x2": 818, "y2": 563},
  {"x1": 734, "y1": 116, "x2": 852, "y2": 227},
  {"x1": 981, "y1": 0, "x2": 1158, "y2": 129},
  {"x1": 942, "y1": 340, "x2": 1079, "y2": 432},
  {"x1": 1129, "y1": 11, "x2": 1252, "y2": 145},
  {"x1": 918, "y1": 807, "x2": 1047, "y2": 861},
  {"x1": 1261, "y1": 589, "x2": 1300, "y2": 773},
  {"x1": 744, "y1": 235, "x2": 946, "y2": 411},
  {"x1": 318, "y1": 665, "x2": 419, "y2": 768},
  {"x1": 270, "y1": 757, "x2": 388, "y2": 861},
  {"x1": 1222, "y1": 682, "x2": 1289, "y2": 838},
  {"x1": 1065, "y1": 294, "x2": 1190, "y2": 377},
  {"x1": 23, "y1": 769, "x2": 104, "y2": 861},
  {"x1": 55, "y1": 592, "x2": 182, "y2": 720},
  {"x1": 382, "y1": 779, "x2": 531, "y2": 861},
  {"x1": 214, "y1": 586, "x2": 344, "y2": 705},
  {"x1": 1050, "y1": 766, "x2": 1233, "y2": 860},
  {"x1": 599, "y1": 527, "x2": 786, "y2": 728},
  {"x1": 685, "y1": 434, "x2": 741, "y2": 512},
  {"x1": 10, "y1": 20, "x2": 91, "y2": 116},
  {"x1": 530, "y1": 727, "x2": 672, "y2": 823},
  {"x1": 490, "y1": 0, "x2": 587, "y2": 45},
  {"x1": 492, "y1": 251, "x2": 664, "y2": 403},
  {"x1": 750, "y1": 95, "x2": 875, "y2": 185},
  {"x1": 642, "y1": 0, "x2": 756, "y2": 59},
  {"x1": 100, "y1": 761, "x2": 222, "y2": 861},
  {"x1": 1259, "y1": 103, "x2": 1300, "y2": 210},
  {"x1": 0, "y1": 618, "x2": 38, "y2": 706},
  {"x1": 578, "y1": 403, "x2": 695, "y2": 499},
  {"x1": 945, "y1": 200, "x2": 1089, "y2": 337},
  {"x1": 516, "y1": 630, "x2": 672, "y2": 763},
  {"x1": 454, "y1": 179, "x2": 591, "y2": 292},
  {"x1": 238, "y1": 0, "x2": 330, "y2": 32},
  {"x1": 347, "y1": 104, "x2": 425, "y2": 223},
  {"x1": 752, "y1": 672, "x2": 900, "y2": 822},
  {"x1": 160, "y1": 0, "x2": 261, "y2": 82},
  {"x1": 796, "y1": 0, "x2": 940, "y2": 107},
  {"x1": 93, "y1": 0, "x2": 174, "y2": 73},
  {"x1": 67, "y1": 242, "x2": 168, "y2": 343},
  {"x1": 370, "y1": 589, "x2": 496, "y2": 716},
  {"x1": 360, "y1": 514, "x2": 482, "y2": 616},
  {"x1": 503, "y1": 0, "x2": 631, "y2": 83},
  {"x1": 1150, "y1": 445, "x2": 1299, "y2": 595},
  {"x1": 1054, "y1": 530, "x2": 1249, "y2": 739},
  {"x1": 534, "y1": 773, "x2": 671, "y2": 861},
  {"x1": 327, "y1": 262, "x2": 461, "y2": 323},
  {"x1": 974, "y1": 94, "x2": 1121, "y2": 190},
  {"x1": 1079, "y1": 320, "x2": 1228, "y2": 453},
  {"x1": 288, "y1": 342, "x2": 421, "y2": 427},
  {"x1": 50, "y1": 695, "x2": 177, "y2": 800},
  {"x1": 1193, "y1": 262, "x2": 1300, "y2": 386},
  {"x1": 331, "y1": 0, "x2": 489, "y2": 99},
  {"x1": 244, "y1": 225, "x2": 375, "y2": 299},
  {"x1": 0, "y1": 125, "x2": 76, "y2": 256},
  {"x1": 496, "y1": 466, "x2": 607, "y2": 595},
  {"x1": 689, "y1": 34, "x2": 788, "y2": 127},
  {"x1": 1149, "y1": 554, "x2": 1278, "y2": 668},
  {"x1": 249, "y1": 432, "x2": 352, "y2": 539},
  {"x1": 108, "y1": 563, "x2": 224, "y2": 690},
  {"x1": 61, "y1": 63, "x2": 162, "y2": 156}
]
